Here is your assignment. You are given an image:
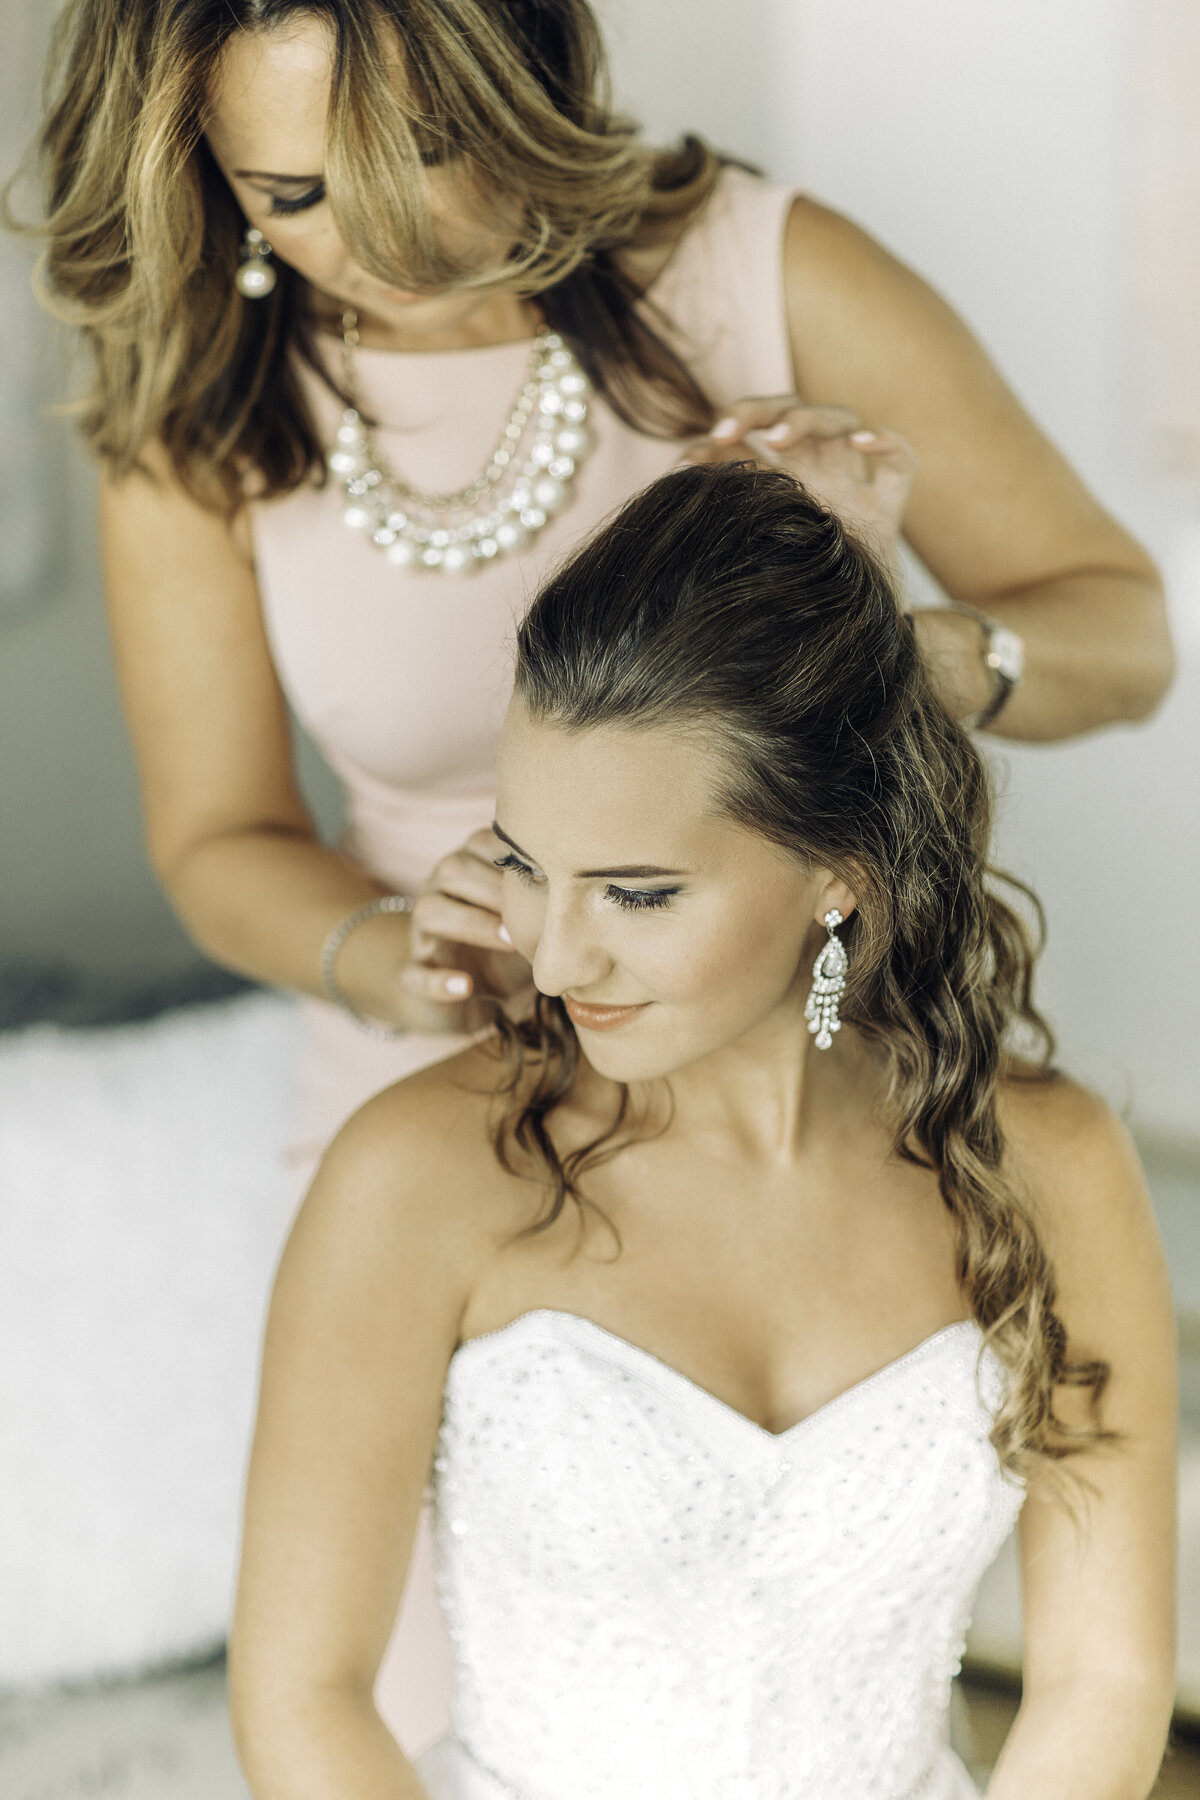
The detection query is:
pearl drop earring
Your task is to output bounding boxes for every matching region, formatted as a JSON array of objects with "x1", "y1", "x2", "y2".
[{"x1": 235, "y1": 227, "x2": 276, "y2": 298}]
